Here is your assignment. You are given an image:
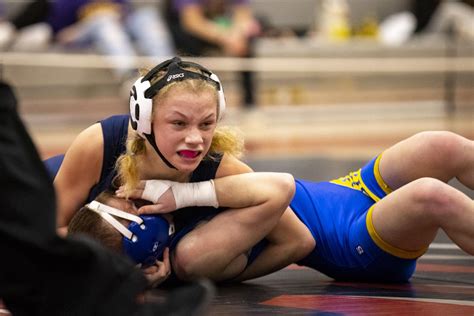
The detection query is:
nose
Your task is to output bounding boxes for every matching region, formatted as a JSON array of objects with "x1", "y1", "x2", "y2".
[{"x1": 185, "y1": 127, "x2": 203, "y2": 145}]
